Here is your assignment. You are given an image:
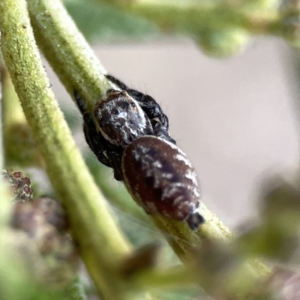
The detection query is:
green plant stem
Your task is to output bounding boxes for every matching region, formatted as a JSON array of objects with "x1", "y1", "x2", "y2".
[
  {"x1": 0, "y1": 46, "x2": 3, "y2": 170},
  {"x1": 2, "y1": 67, "x2": 43, "y2": 167},
  {"x1": 2, "y1": 67, "x2": 26, "y2": 125},
  {"x1": 27, "y1": 0, "x2": 112, "y2": 114},
  {"x1": 149, "y1": 202, "x2": 231, "y2": 261},
  {"x1": 0, "y1": 1, "x2": 143, "y2": 299},
  {"x1": 86, "y1": 155, "x2": 155, "y2": 226},
  {"x1": 132, "y1": 265, "x2": 195, "y2": 291},
  {"x1": 0, "y1": 47, "x2": 10, "y2": 228}
]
